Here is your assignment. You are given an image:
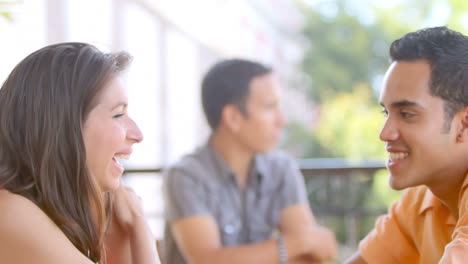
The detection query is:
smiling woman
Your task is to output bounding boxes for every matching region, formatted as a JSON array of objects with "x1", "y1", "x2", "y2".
[
  {"x1": 83, "y1": 76, "x2": 144, "y2": 192},
  {"x1": 0, "y1": 43, "x2": 158, "y2": 264}
]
